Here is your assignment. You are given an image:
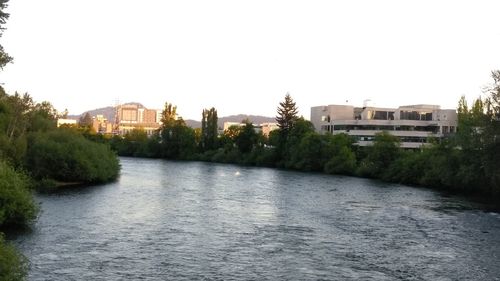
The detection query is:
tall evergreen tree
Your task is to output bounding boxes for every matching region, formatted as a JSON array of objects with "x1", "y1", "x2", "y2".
[
  {"x1": 276, "y1": 92, "x2": 298, "y2": 135},
  {"x1": 275, "y1": 93, "x2": 299, "y2": 163}
]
